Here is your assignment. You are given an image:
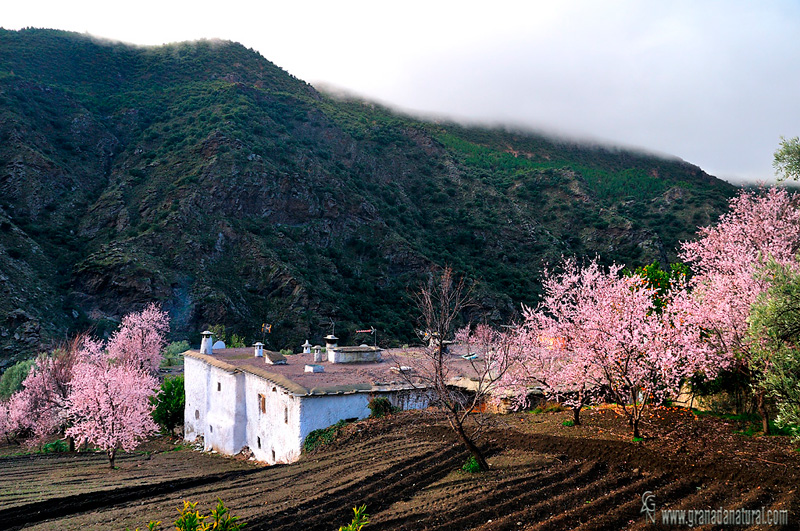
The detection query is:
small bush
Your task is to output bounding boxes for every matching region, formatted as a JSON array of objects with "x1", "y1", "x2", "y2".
[
  {"x1": 279, "y1": 348, "x2": 293, "y2": 357},
  {"x1": 367, "y1": 397, "x2": 396, "y2": 418},
  {"x1": 41, "y1": 439, "x2": 69, "y2": 453},
  {"x1": 562, "y1": 420, "x2": 575, "y2": 427},
  {"x1": 461, "y1": 455, "x2": 482, "y2": 474},
  {"x1": 339, "y1": 505, "x2": 369, "y2": 531},
  {"x1": 303, "y1": 420, "x2": 348, "y2": 453}
]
